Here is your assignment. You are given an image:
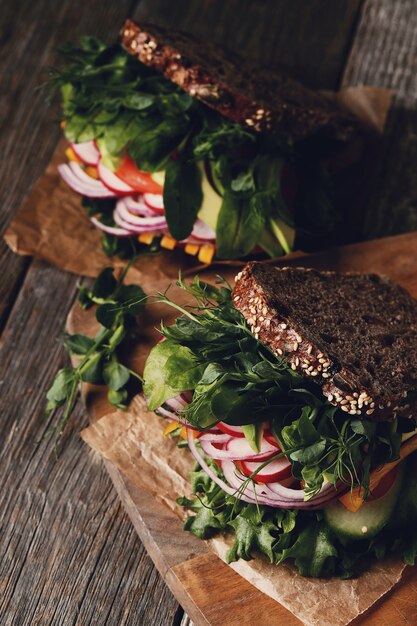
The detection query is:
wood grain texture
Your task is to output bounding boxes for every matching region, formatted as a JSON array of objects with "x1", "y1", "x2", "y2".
[
  {"x1": 105, "y1": 464, "x2": 301, "y2": 626},
  {"x1": 0, "y1": 0, "x2": 141, "y2": 330},
  {"x1": 0, "y1": 260, "x2": 180, "y2": 626},
  {"x1": 342, "y1": 0, "x2": 417, "y2": 238},
  {"x1": 0, "y1": 0, "x2": 184, "y2": 621},
  {"x1": 132, "y1": 0, "x2": 361, "y2": 89}
]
